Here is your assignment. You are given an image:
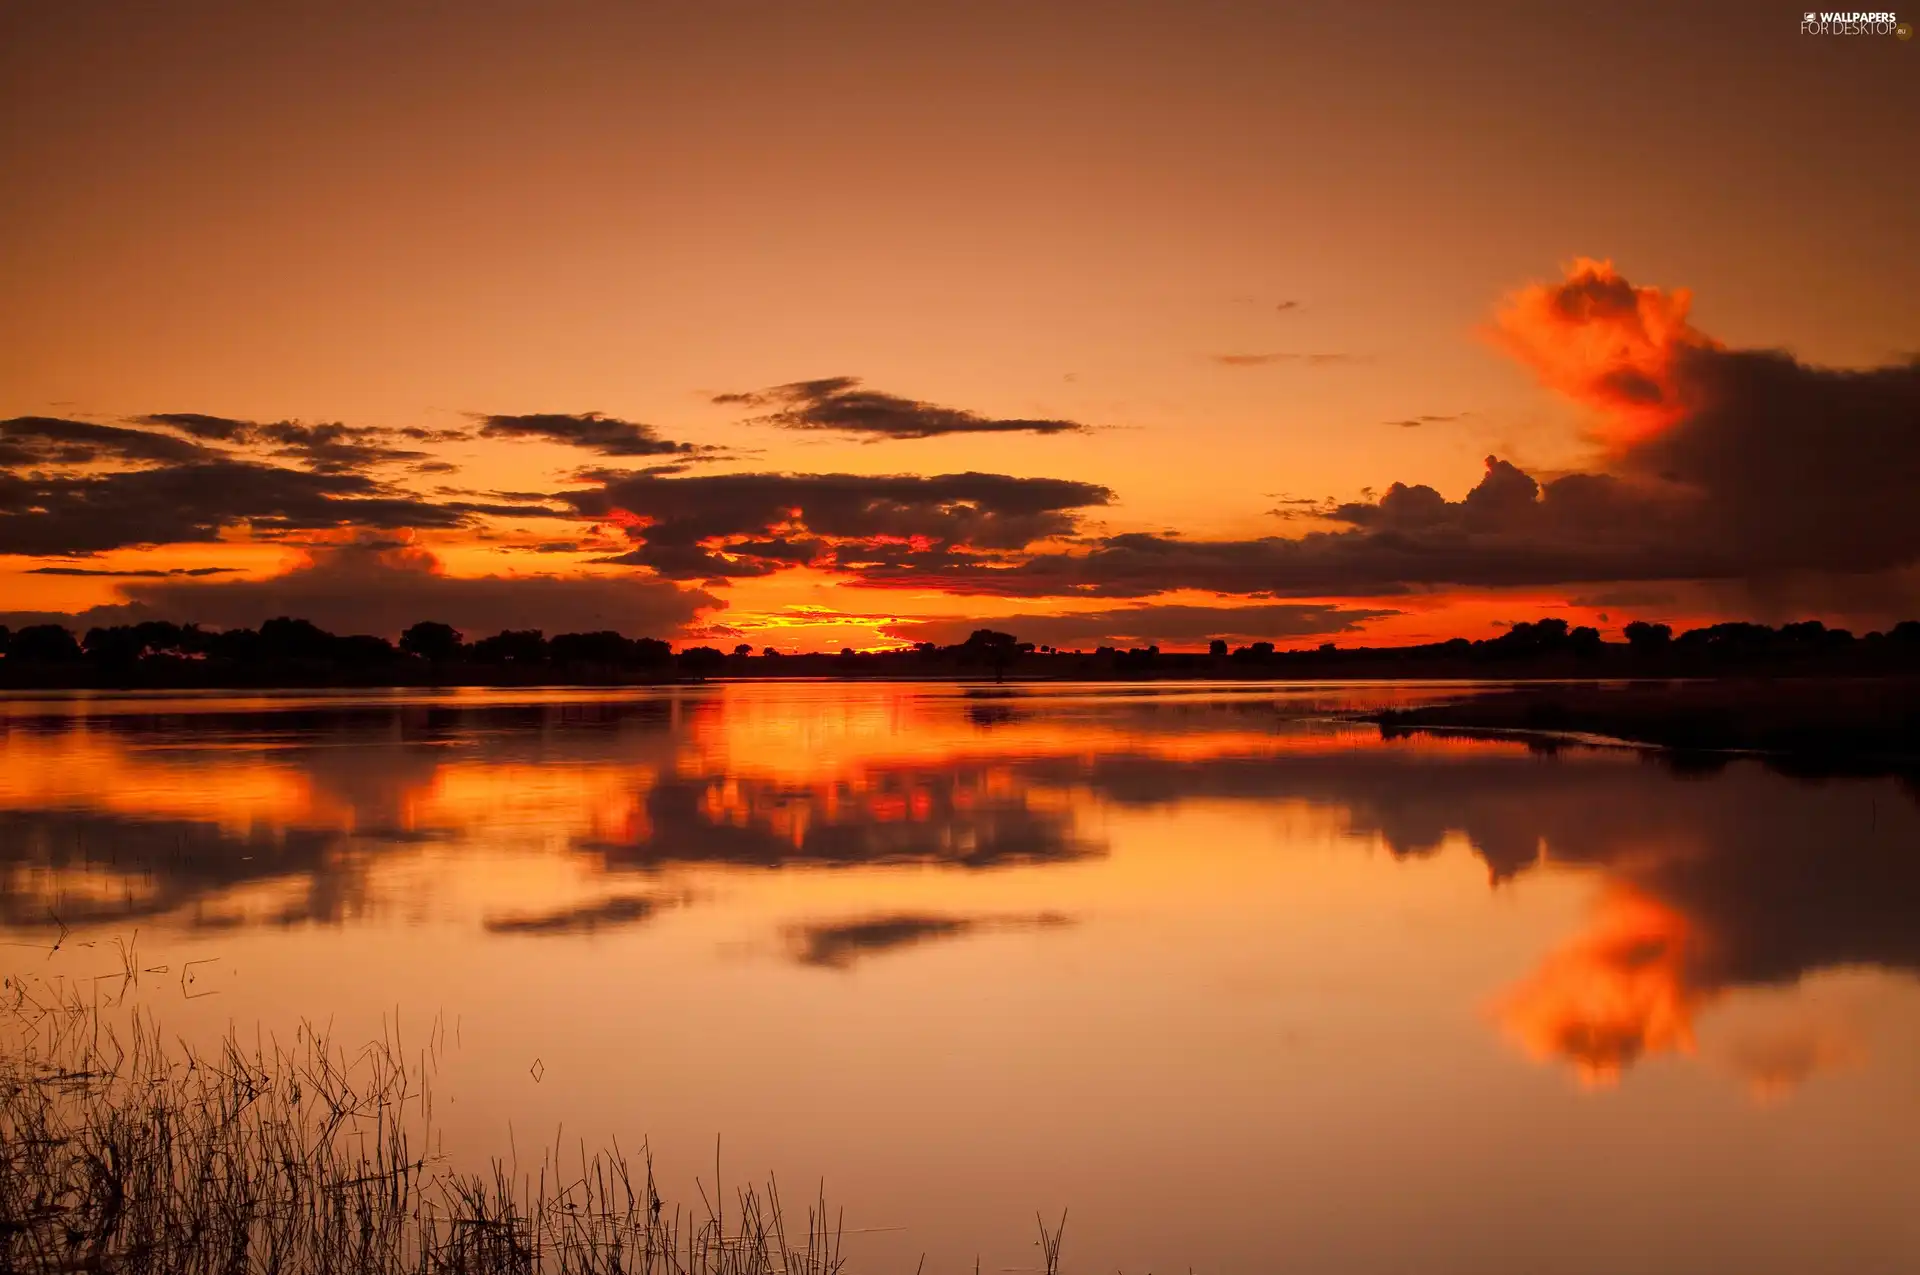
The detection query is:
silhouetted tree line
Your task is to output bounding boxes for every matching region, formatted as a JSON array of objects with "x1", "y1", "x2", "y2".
[
  {"x1": 1, "y1": 615, "x2": 1917, "y2": 686},
  {"x1": 0, "y1": 617, "x2": 703, "y2": 685}
]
